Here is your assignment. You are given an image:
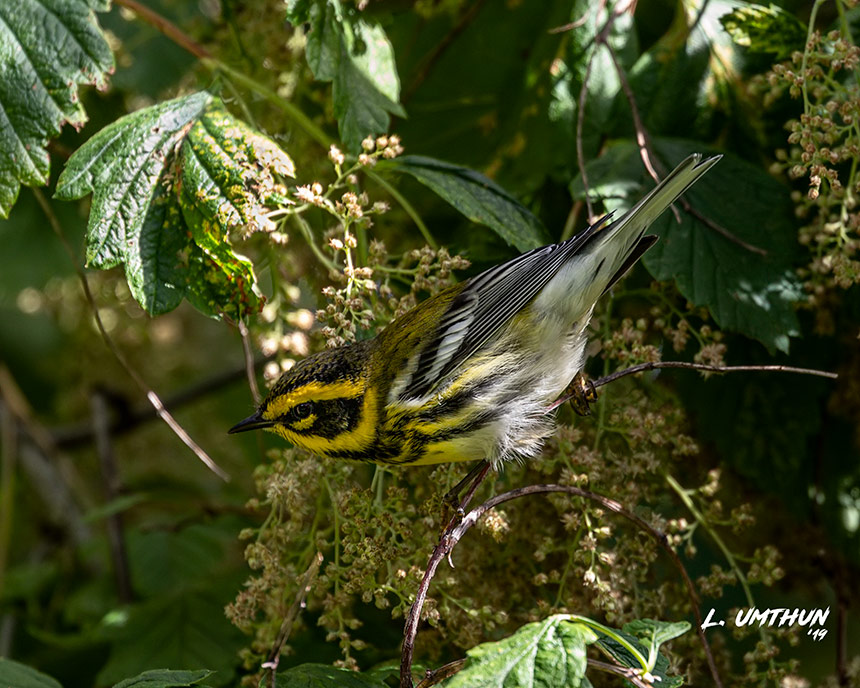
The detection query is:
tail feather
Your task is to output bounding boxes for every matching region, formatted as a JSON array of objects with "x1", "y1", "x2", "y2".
[
  {"x1": 590, "y1": 153, "x2": 722, "y2": 270},
  {"x1": 534, "y1": 154, "x2": 720, "y2": 320}
]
